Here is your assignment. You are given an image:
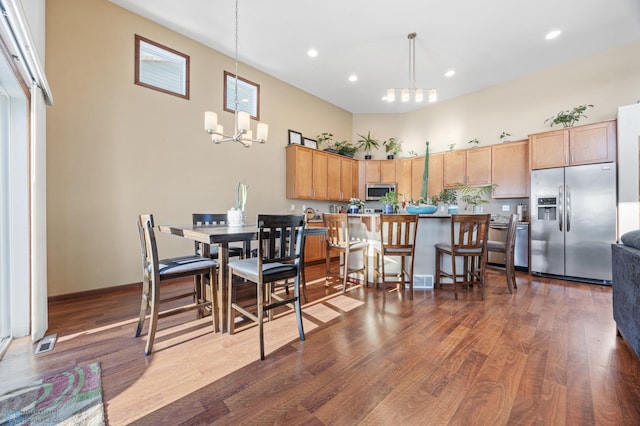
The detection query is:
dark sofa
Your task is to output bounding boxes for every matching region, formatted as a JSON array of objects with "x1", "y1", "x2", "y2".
[{"x1": 612, "y1": 234, "x2": 640, "y2": 359}]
